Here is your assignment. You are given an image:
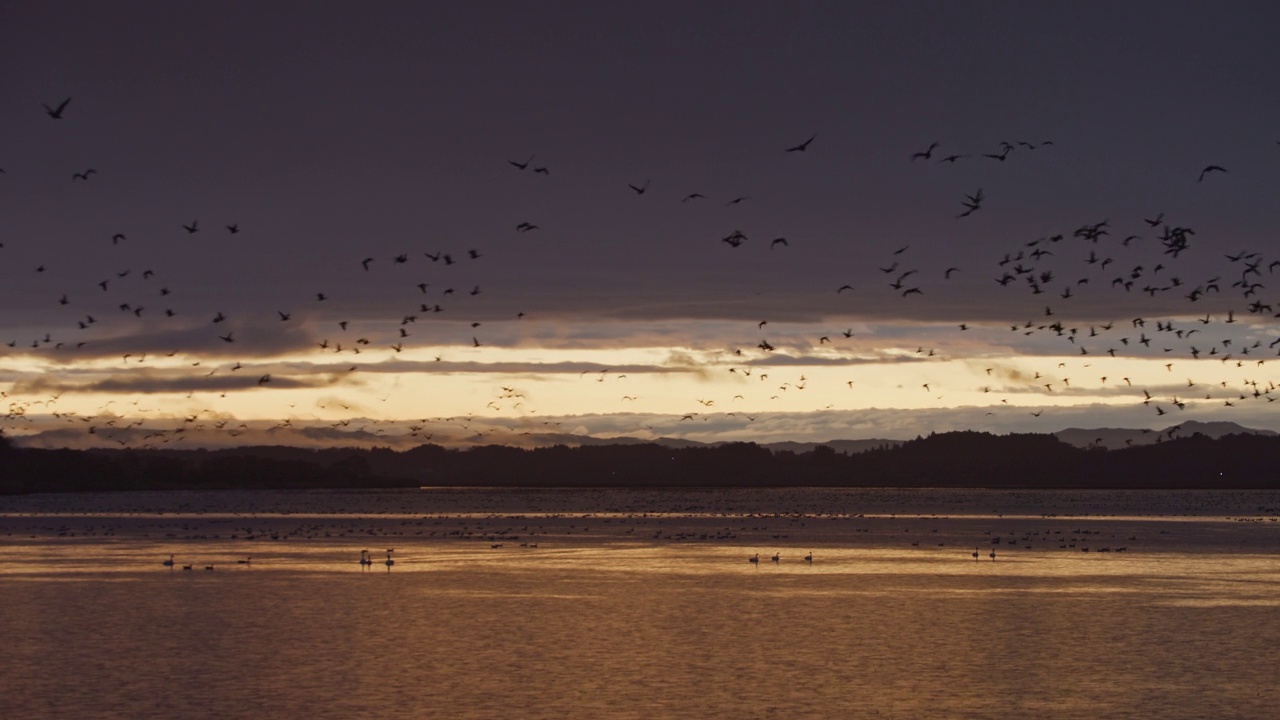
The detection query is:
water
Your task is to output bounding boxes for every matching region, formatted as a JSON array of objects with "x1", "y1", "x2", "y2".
[{"x1": 3, "y1": 488, "x2": 1279, "y2": 719}]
